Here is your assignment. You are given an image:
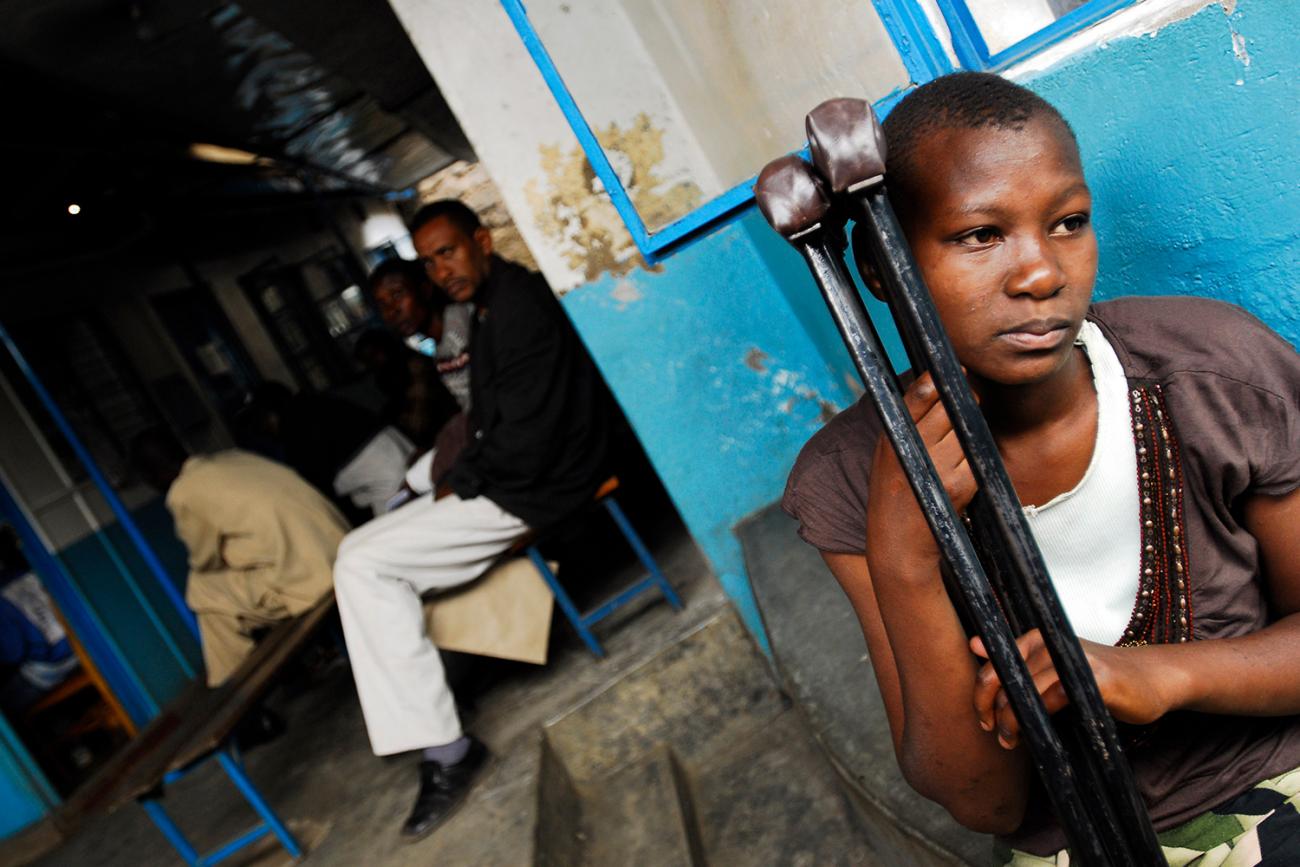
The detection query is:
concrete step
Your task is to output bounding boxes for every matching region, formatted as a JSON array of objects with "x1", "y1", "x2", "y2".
[
  {"x1": 740, "y1": 503, "x2": 991, "y2": 865},
  {"x1": 579, "y1": 743, "x2": 704, "y2": 867},
  {"x1": 536, "y1": 737, "x2": 704, "y2": 867},
  {"x1": 537, "y1": 609, "x2": 770, "y2": 866},
  {"x1": 542, "y1": 609, "x2": 788, "y2": 784},
  {"x1": 534, "y1": 607, "x2": 914, "y2": 865},
  {"x1": 684, "y1": 709, "x2": 882, "y2": 867},
  {"x1": 534, "y1": 734, "x2": 583, "y2": 867}
]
